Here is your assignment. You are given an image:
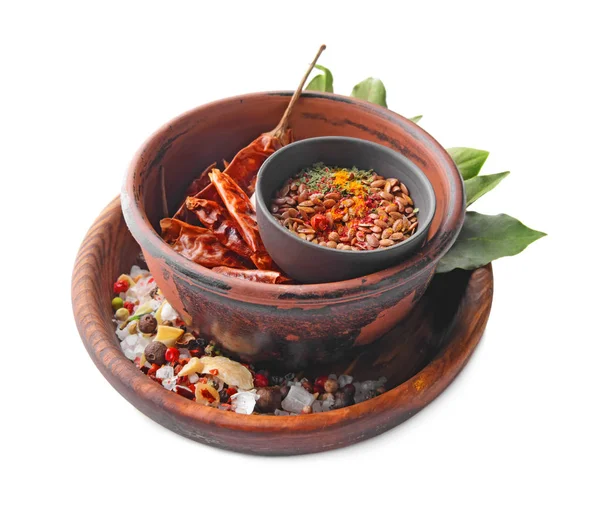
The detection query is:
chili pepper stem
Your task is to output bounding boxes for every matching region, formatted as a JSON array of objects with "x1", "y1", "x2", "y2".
[
  {"x1": 270, "y1": 44, "x2": 326, "y2": 139},
  {"x1": 159, "y1": 165, "x2": 169, "y2": 218}
]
